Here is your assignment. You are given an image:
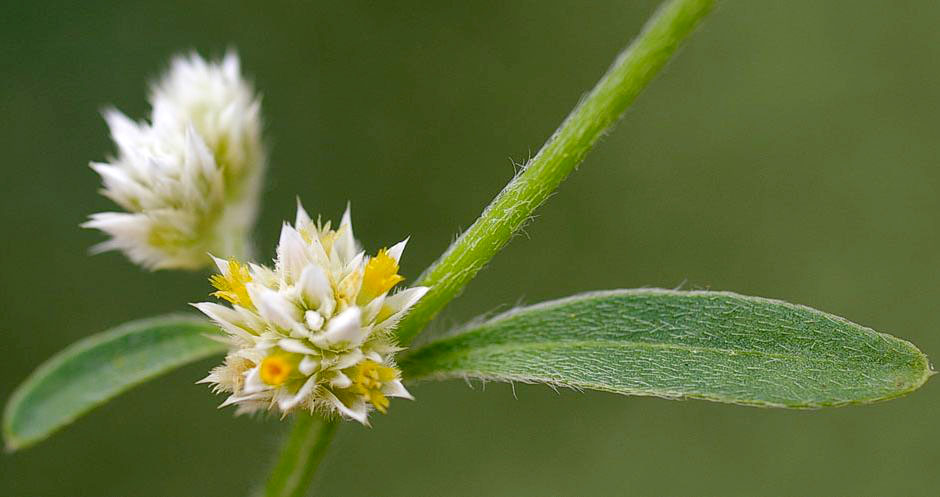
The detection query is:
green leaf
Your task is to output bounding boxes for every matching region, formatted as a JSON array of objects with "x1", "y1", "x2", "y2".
[
  {"x1": 3, "y1": 315, "x2": 224, "y2": 451},
  {"x1": 400, "y1": 290, "x2": 932, "y2": 408}
]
